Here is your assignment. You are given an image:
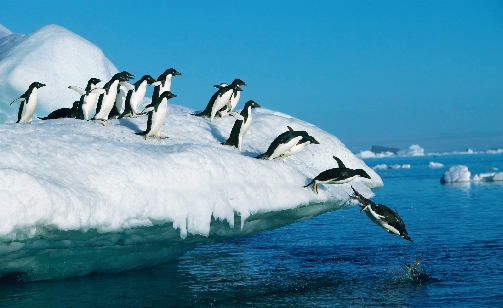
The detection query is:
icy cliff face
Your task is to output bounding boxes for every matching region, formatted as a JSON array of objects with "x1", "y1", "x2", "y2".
[{"x1": 0, "y1": 24, "x2": 118, "y2": 123}]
